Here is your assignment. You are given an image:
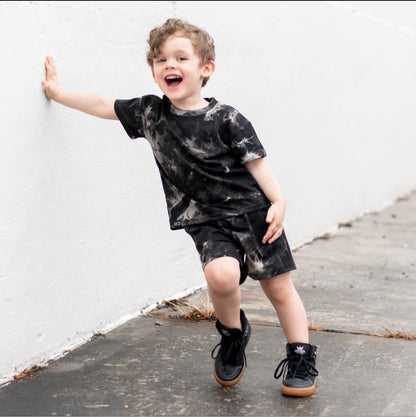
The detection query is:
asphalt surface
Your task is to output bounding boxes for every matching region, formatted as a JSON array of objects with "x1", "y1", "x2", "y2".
[{"x1": 1, "y1": 190, "x2": 415, "y2": 416}]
